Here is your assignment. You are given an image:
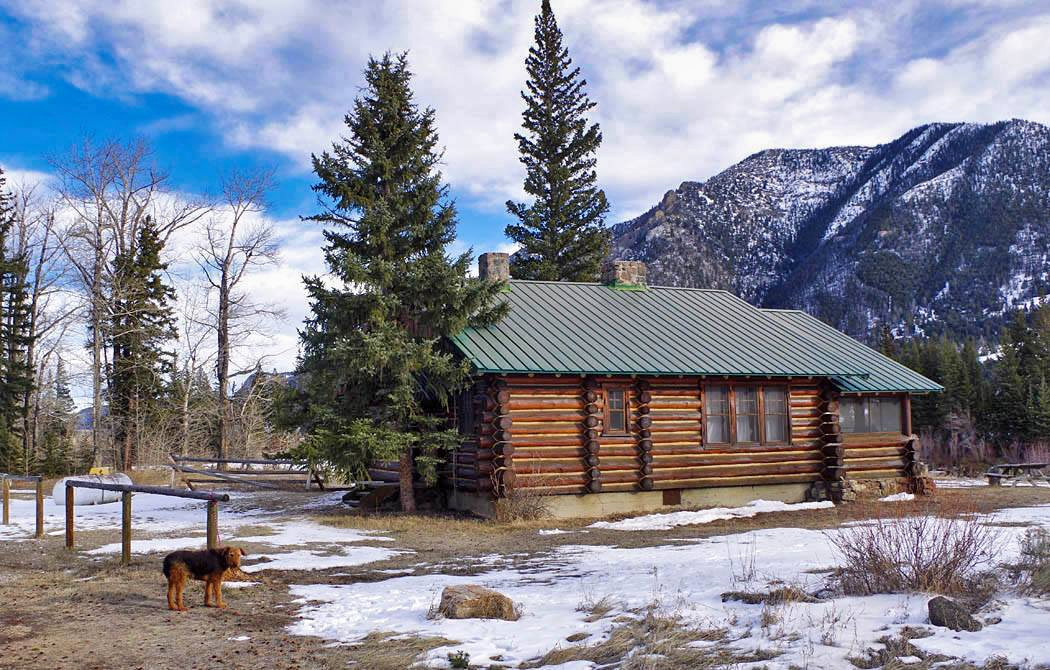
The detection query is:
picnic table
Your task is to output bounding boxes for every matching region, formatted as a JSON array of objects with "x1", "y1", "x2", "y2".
[{"x1": 985, "y1": 462, "x2": 1050, "y2": 487}]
